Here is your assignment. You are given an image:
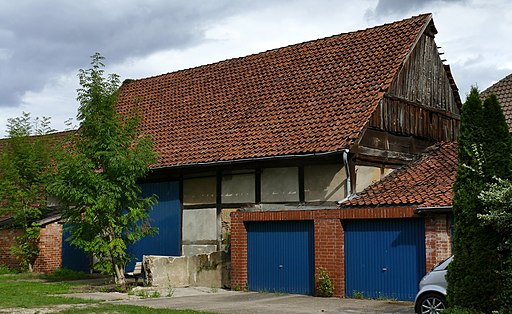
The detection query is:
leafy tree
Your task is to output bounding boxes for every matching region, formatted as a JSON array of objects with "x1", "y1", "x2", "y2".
[
  {"x1": 0, "y1": 112, "x2": 55, "y2": 271},
  {"x1": 447, "y1": 88, "x2": 512, "y2": 312},
  {"x1": 49, "y1": 53, "x2": 158, "y2": 286},
  {"x1": 479, "y1": 178, "x2": 512, "y2": 311}
]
